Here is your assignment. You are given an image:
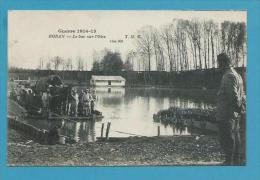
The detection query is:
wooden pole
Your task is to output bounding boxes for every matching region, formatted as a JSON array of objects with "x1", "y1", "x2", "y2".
[
  {"x1": 106, "y1": 122, "x2": 111, "y2": 140},
  {"x1": 101, "y1": 123, "x2": 104, "y2": 138},
  {"x1": 157, "y1": 126, "x2": 160, "y2": 137}
]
